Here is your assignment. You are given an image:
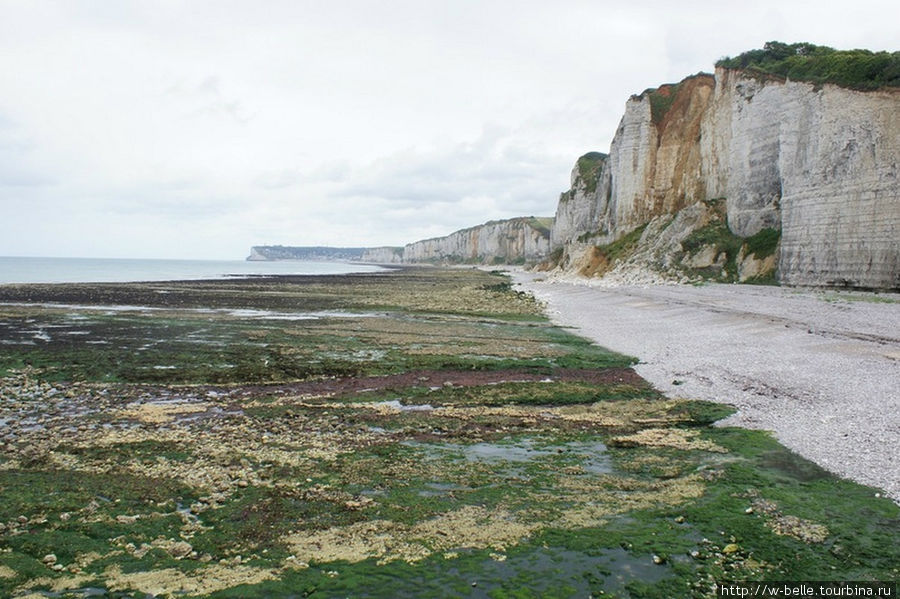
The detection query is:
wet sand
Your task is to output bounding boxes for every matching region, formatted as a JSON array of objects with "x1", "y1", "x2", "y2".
[{"x1": 513, "y1": 274, "x2": 900, "y2": 502}]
